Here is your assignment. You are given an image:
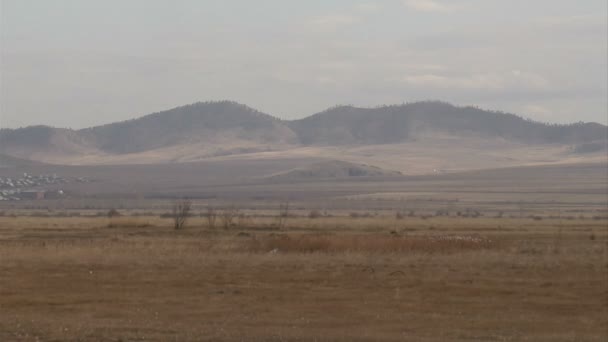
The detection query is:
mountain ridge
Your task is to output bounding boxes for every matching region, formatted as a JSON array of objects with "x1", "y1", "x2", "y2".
[{"x1": 1, "y1": 100, "x2": 606, "y2": 165}]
